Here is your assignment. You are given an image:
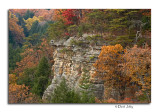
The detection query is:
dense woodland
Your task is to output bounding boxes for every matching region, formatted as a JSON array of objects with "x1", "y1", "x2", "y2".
[{"x1": 9, "y1": 9, "x2": 151, "y2": 103}]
